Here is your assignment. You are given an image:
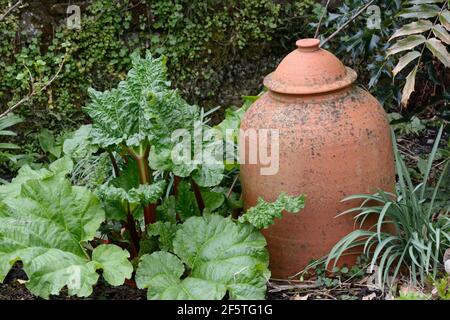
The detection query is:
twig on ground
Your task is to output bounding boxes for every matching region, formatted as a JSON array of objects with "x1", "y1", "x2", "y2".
[
  {"x1": 0, "y1": 0, "x2": 22, "y2": 22},
  {"x1": 315, "y1": 0, "x2": 331, "y2": 39},
  {"x1": 321, "y1": 0, "x2": 376, "y2": 47},
  {"x1": 226, "y1": 174, "x2": 239, "y2": 198}
]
